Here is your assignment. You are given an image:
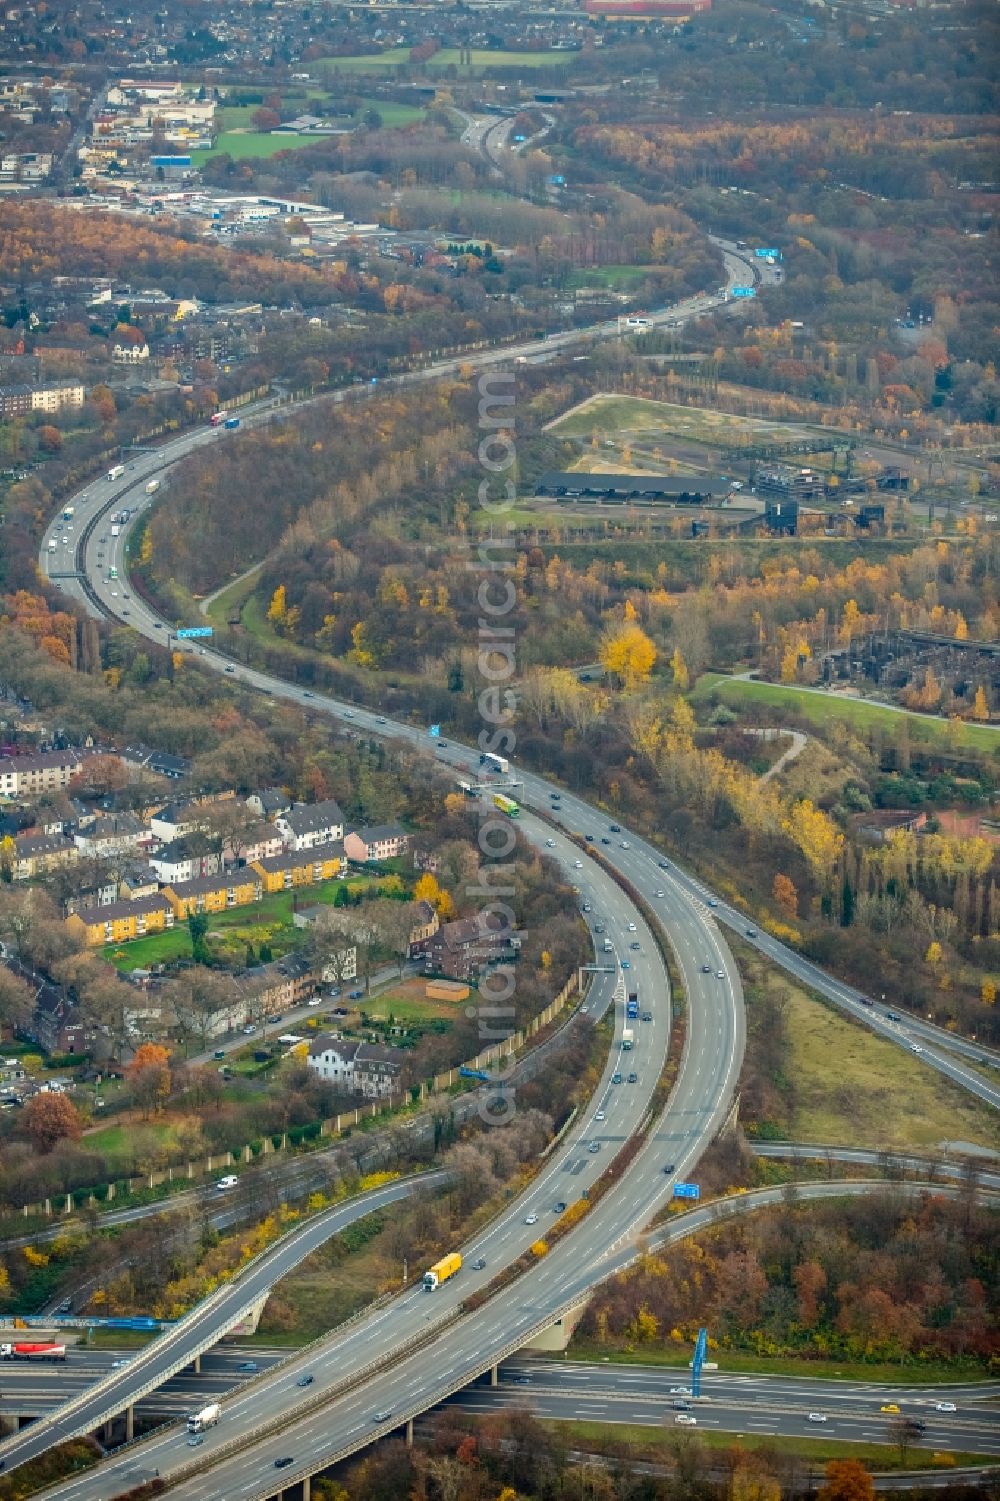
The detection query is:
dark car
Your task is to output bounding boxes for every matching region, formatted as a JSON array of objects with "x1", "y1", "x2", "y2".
[
  {"x1": 585, "y1": 834, "x2": 594, "y2": 842},
  {"x1": 56, "y1": 1298, "x2": 73, "y2": 1315},
  {"x1": 672, "y1": 1399, "x2": 690, "y2": 1410},
  {"x1": 609, "y1": 823, "x2": 621, "y2": 833},
  {"x1": 701, "y1": 964, "x2": 711, "y2": 973},
  {"x1": 349, "y1": 989, "x2": 363, "y2": 1000},
  {"x1": 224, "y1": 665, "x2": 234, "y2": 673},
  {"x1": 554, "y1": 1202, "x2": 566, "y2": 1213},
  {"x1": 612, "y1": 1072, "x2": 622, "y2": 1084},
  {"x1": 238, "y1": 1361, "x2": 258, "y2": 1372},
  {"x1": 658, "y1": 860, "x2": 669, "y2": 870},
  {"x1": 601, "y1": 837, "x2": 611, "y2": 845},
  {"x1": 297, "y1": 1374, "x2": 314, "y2": 1387},
  {"x1": 472, "y1": 1257, "x2": 486, "y2": 1270},
  {"x1": 746, "y1": 928, "x2": 757, "y2": 938},
  {"x1": 642, "y1": 1012, "x2": 652, "y2": 1022},
  {"x1": 885, "y1": 1011, "x2": 901, "y2": 1023},
  {"x1": 627, "y1": 1072, "x2": 638, "y2": 1084},
  {"x1": 664, "y1": 1163, "x2": 676, "y2": 1175},
  {"x1": 373, "y1": 1410, "x2": 393, "y2": 1423},
  {"x1": 275, "y1": 1456, "x2": 294, "y2": 1468}
]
